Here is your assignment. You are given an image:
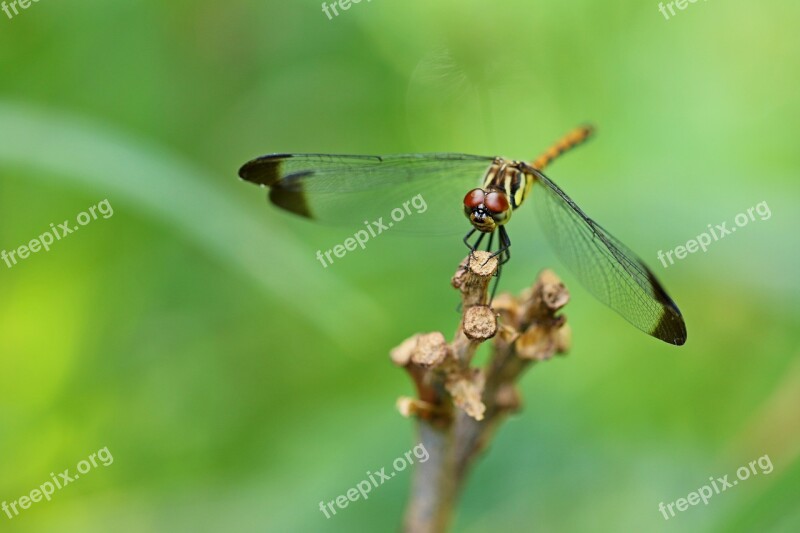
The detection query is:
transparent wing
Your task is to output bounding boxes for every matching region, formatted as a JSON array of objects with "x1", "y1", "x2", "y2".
[
  {"x1": 530, "y1": 170, "x2": 687, "y2": 345},
  {"x1": 239, "y1": 153, "x2": 495, "y2": 236}
]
